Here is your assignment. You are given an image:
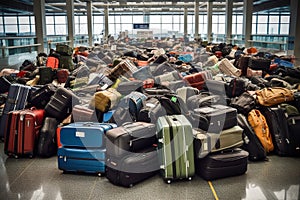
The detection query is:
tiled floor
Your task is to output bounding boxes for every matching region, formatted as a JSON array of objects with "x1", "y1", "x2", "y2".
[{"x1": 0, "y1": 142, "x2": 299, "y2": 200}]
